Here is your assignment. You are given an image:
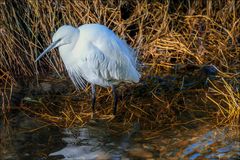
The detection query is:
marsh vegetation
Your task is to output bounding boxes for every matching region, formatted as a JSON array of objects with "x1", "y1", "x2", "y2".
[{"x1": 0, "y1": 0, "x2": 239, "y2": 159}]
